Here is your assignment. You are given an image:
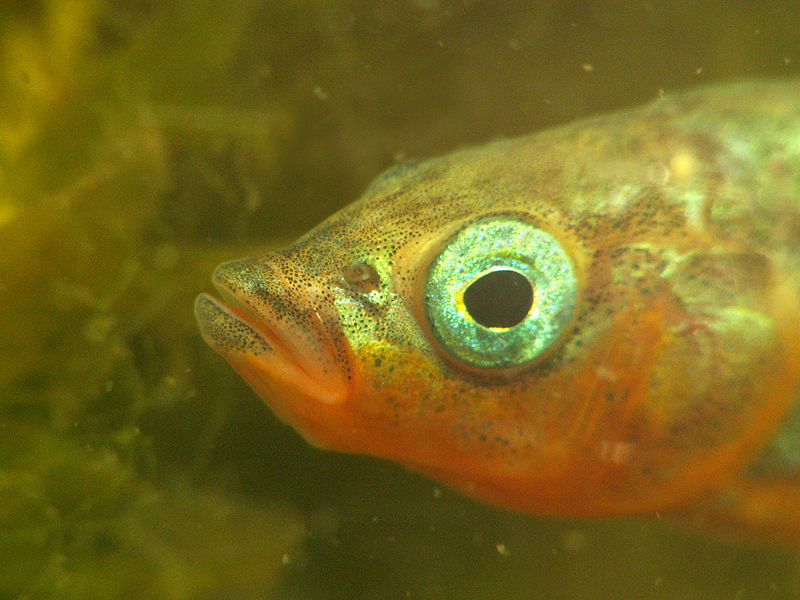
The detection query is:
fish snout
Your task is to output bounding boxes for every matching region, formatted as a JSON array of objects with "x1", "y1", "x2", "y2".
[{"x1": 196, "y1": 253, "x2": 352, "y2": 410}]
